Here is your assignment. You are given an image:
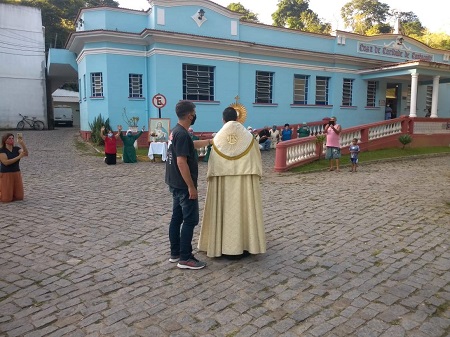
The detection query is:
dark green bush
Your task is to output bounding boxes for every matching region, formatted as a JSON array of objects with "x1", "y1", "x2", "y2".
[
  {"x1": 399, "y1": 134, "x2": 413, "y2": 149},
  {"x1": 89, "y1": 114, "x2": 112, "y2": 146}
]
